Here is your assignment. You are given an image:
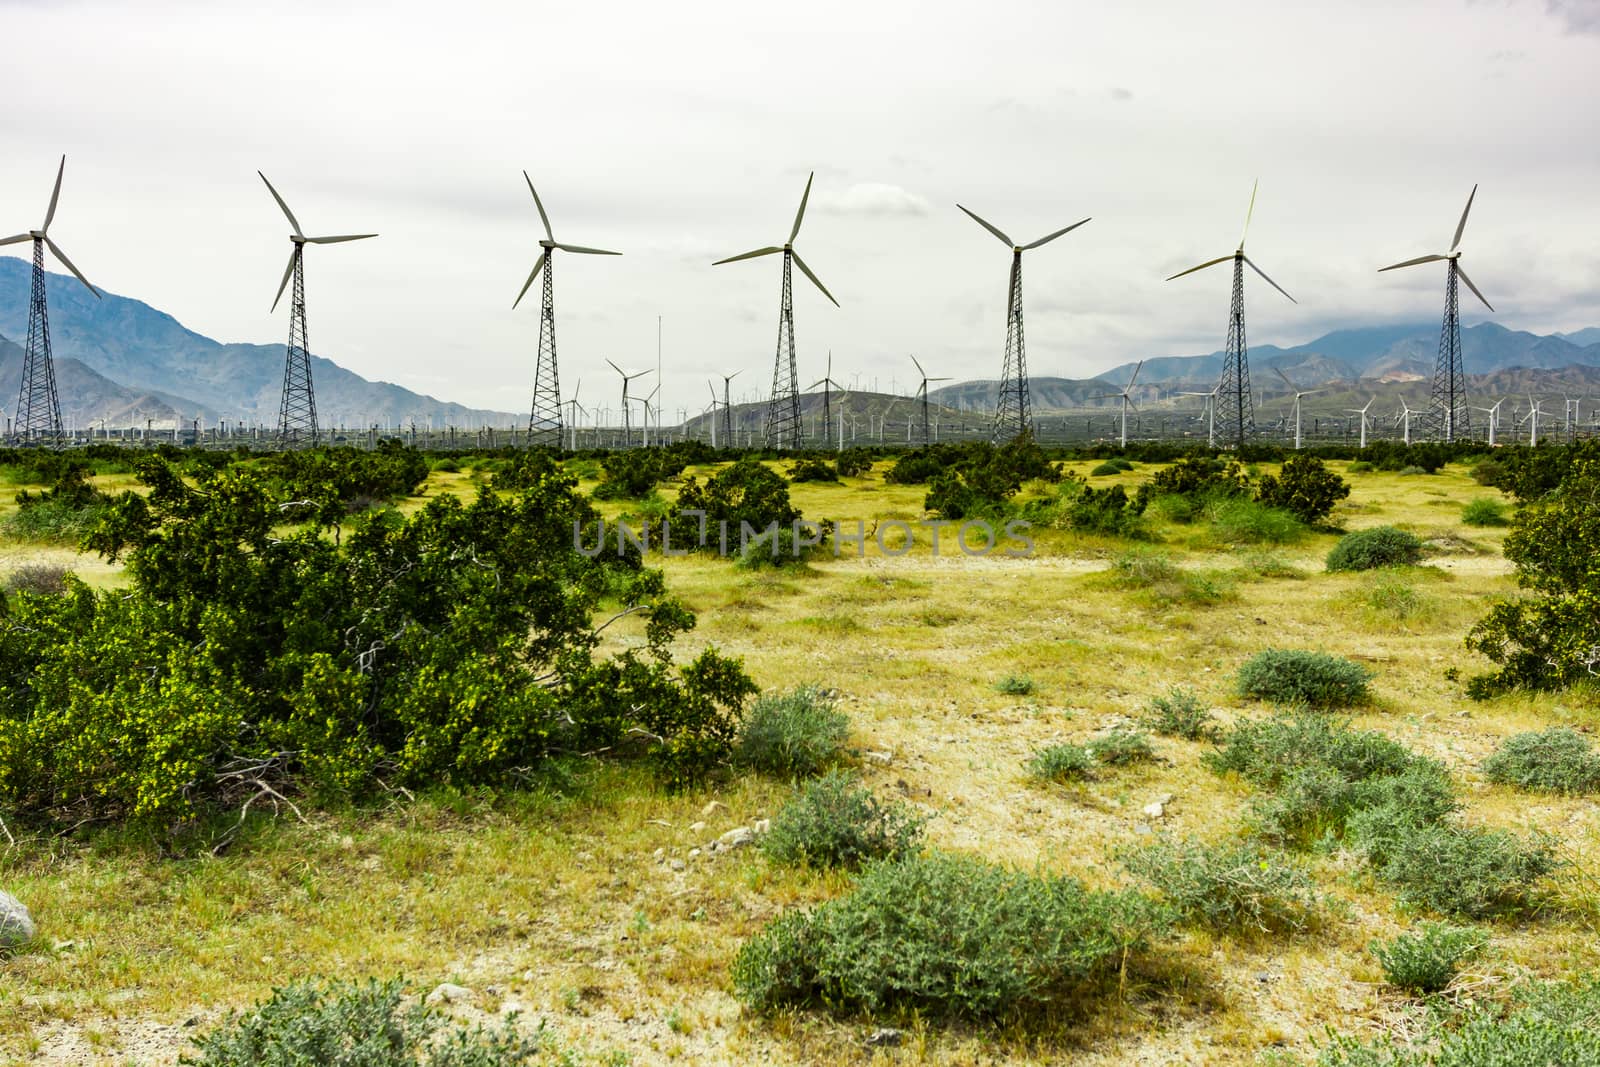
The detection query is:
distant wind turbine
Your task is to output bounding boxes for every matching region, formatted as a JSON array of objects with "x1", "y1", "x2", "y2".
[
  {"x1": 910, "y1": 355, "x2": 952, "y2": 448},
  {"x1": 1090, "y1": 360, "x2": 1144, "y2": 448},
  {"x1": 1347, "y1": 398, "x2": 1375, "y2": 448},
  {"x1": 606, "y1": 359, "x2": 651, "y2": 448},
  {"x1": 1273, "y1": 367, "x2": 1320, "y2": 450}
]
